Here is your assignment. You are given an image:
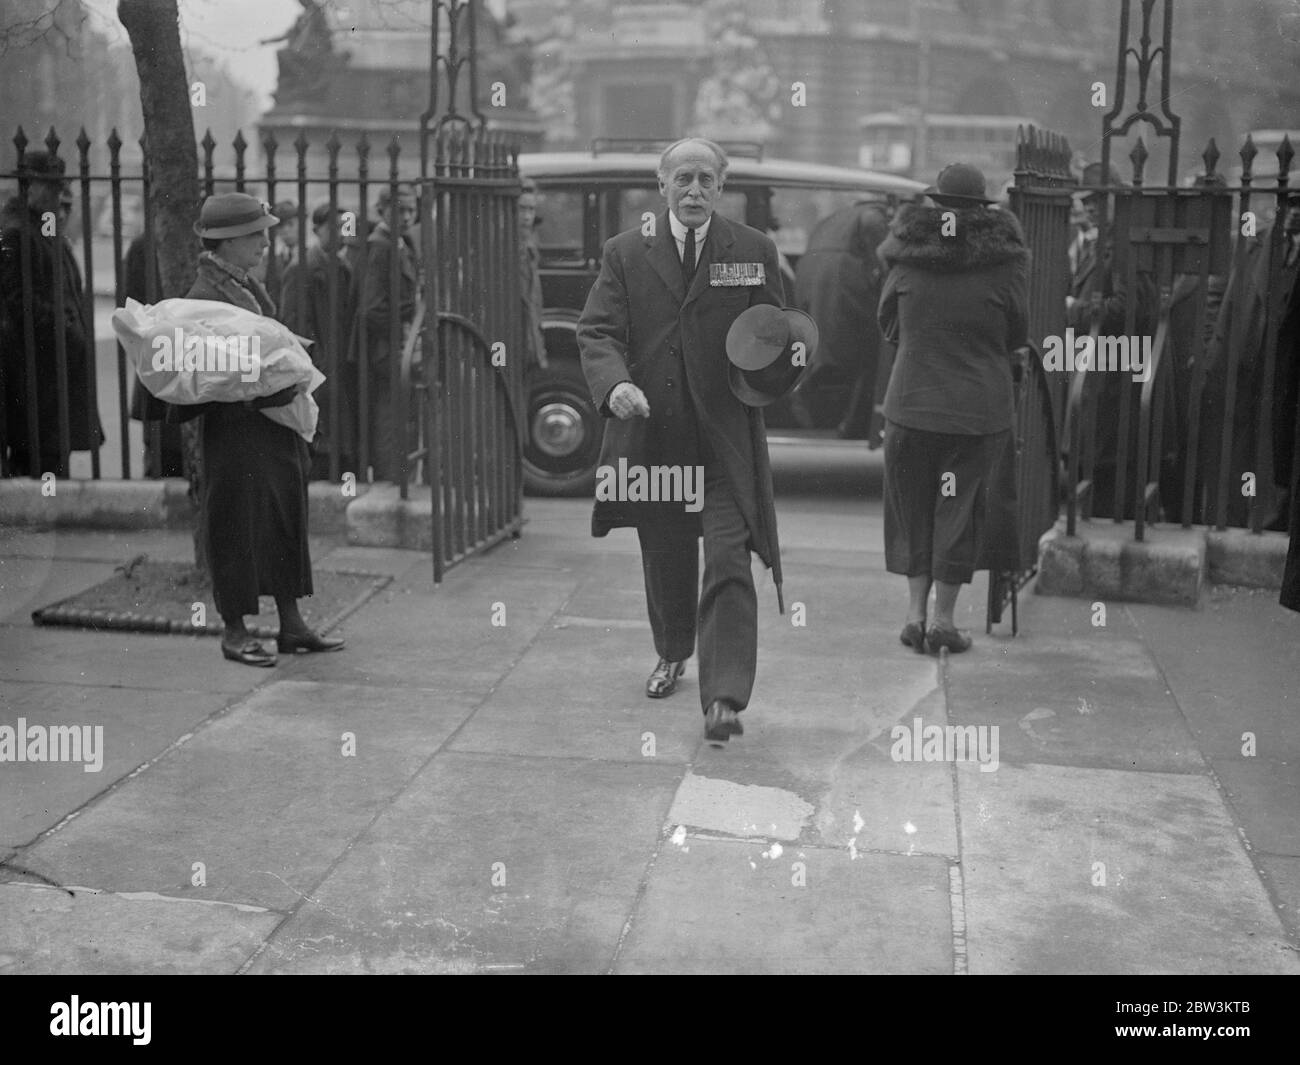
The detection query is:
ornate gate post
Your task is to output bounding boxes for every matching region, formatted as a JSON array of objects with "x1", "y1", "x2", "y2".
[{"x1": 412, "y1": 0, "x2": 525, "y2": 582}]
